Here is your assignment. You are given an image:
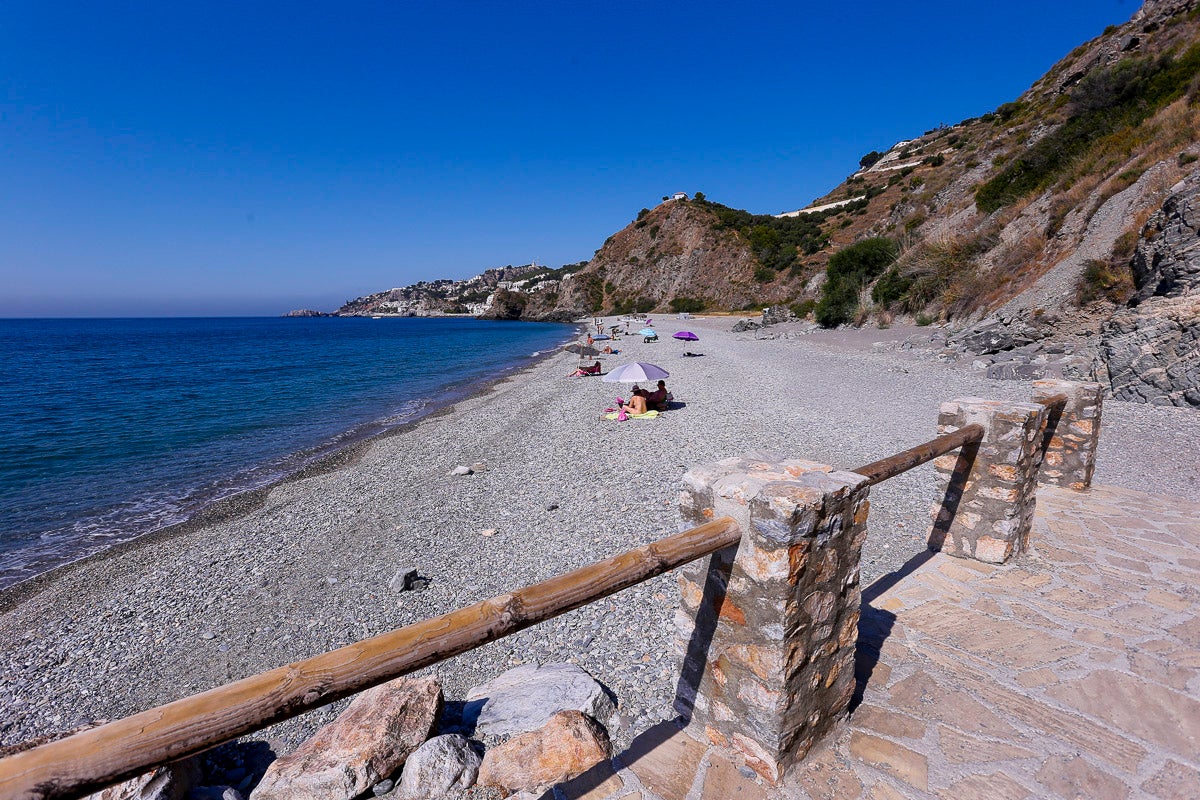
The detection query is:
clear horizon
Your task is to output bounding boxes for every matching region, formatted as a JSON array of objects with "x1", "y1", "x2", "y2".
[{"x1": 1, "y1": 1, "x2": 1139, "y2": 317}]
